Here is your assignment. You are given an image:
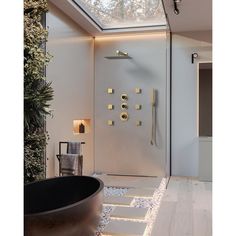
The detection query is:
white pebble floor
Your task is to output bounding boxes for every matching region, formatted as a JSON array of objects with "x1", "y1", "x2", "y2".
[{"x1": 95, "y1": 178, "x2": 167, "y2": 236}]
